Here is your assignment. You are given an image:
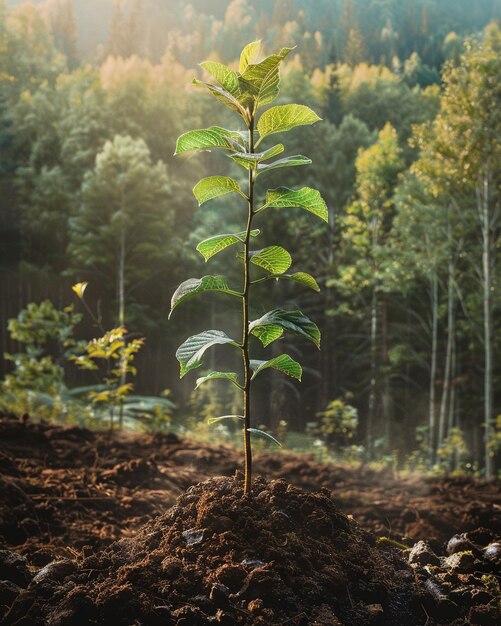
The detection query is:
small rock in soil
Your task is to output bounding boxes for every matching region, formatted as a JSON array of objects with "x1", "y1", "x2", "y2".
[
  {"x1": 209, "y1": 583, "x2": 230, "y2": 607},
  {"x1": 442, "y1": 551, "x2": 476, "y2": 573},
  {"x1": 446, "y1": 532, "x2": 477, "y2": 555},
  {"x1": 408, "y1": 540, "x2": 441, "y2": 566},
  {"x1": 483, "y1": 542, "x2": 501, "y2": 565},
  {"x1": 31, "y1": 559, "x2": 76, "y2": 585}
]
